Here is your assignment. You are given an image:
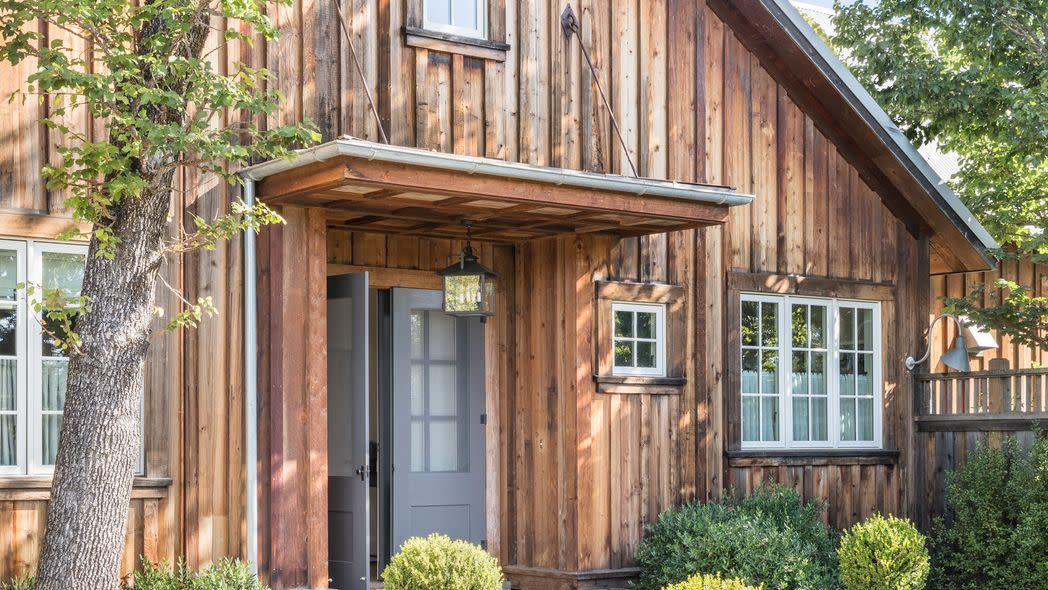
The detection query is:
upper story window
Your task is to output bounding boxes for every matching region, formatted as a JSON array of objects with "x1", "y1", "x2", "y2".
[
  {"x1": 424, "y1": 0, "x2": 486, "y2": 39},
  {"x1": 0, "y1": 239, "x2": 87, "y2": 475},
  {"x1": 612, "y1": 302, "x2": 666, "y2": 377},
  {"x1": 740, "y1": 293, "x2": 882, "y2": 450}
]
